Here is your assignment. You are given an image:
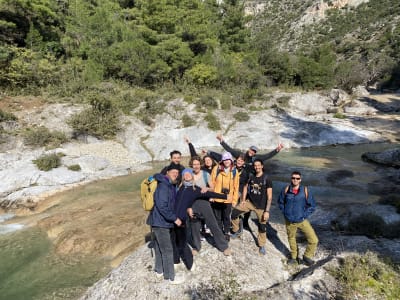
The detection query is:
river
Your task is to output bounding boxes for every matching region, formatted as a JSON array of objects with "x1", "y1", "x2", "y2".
[{"x1": 0, "y1": 142, "x2": 398, "y2": 300}]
